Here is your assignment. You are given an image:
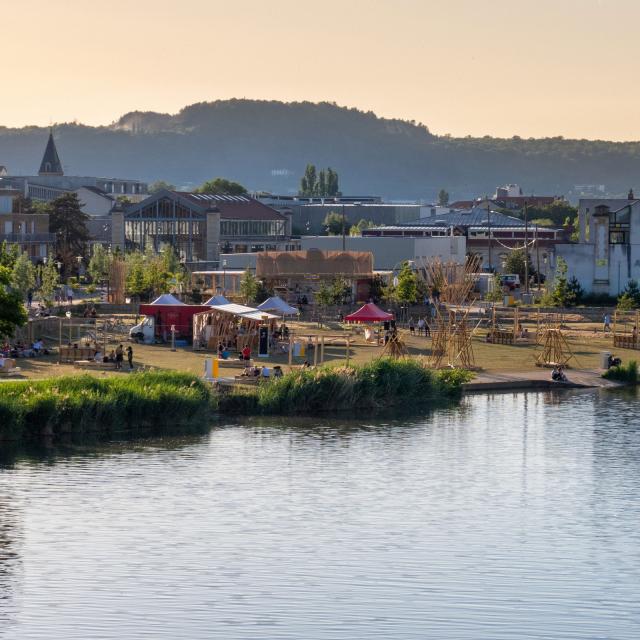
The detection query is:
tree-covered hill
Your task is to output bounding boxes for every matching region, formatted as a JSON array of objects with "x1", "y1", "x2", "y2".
[{"x1": 1, "y1": 99, "x2": 640, "y2": 200}]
